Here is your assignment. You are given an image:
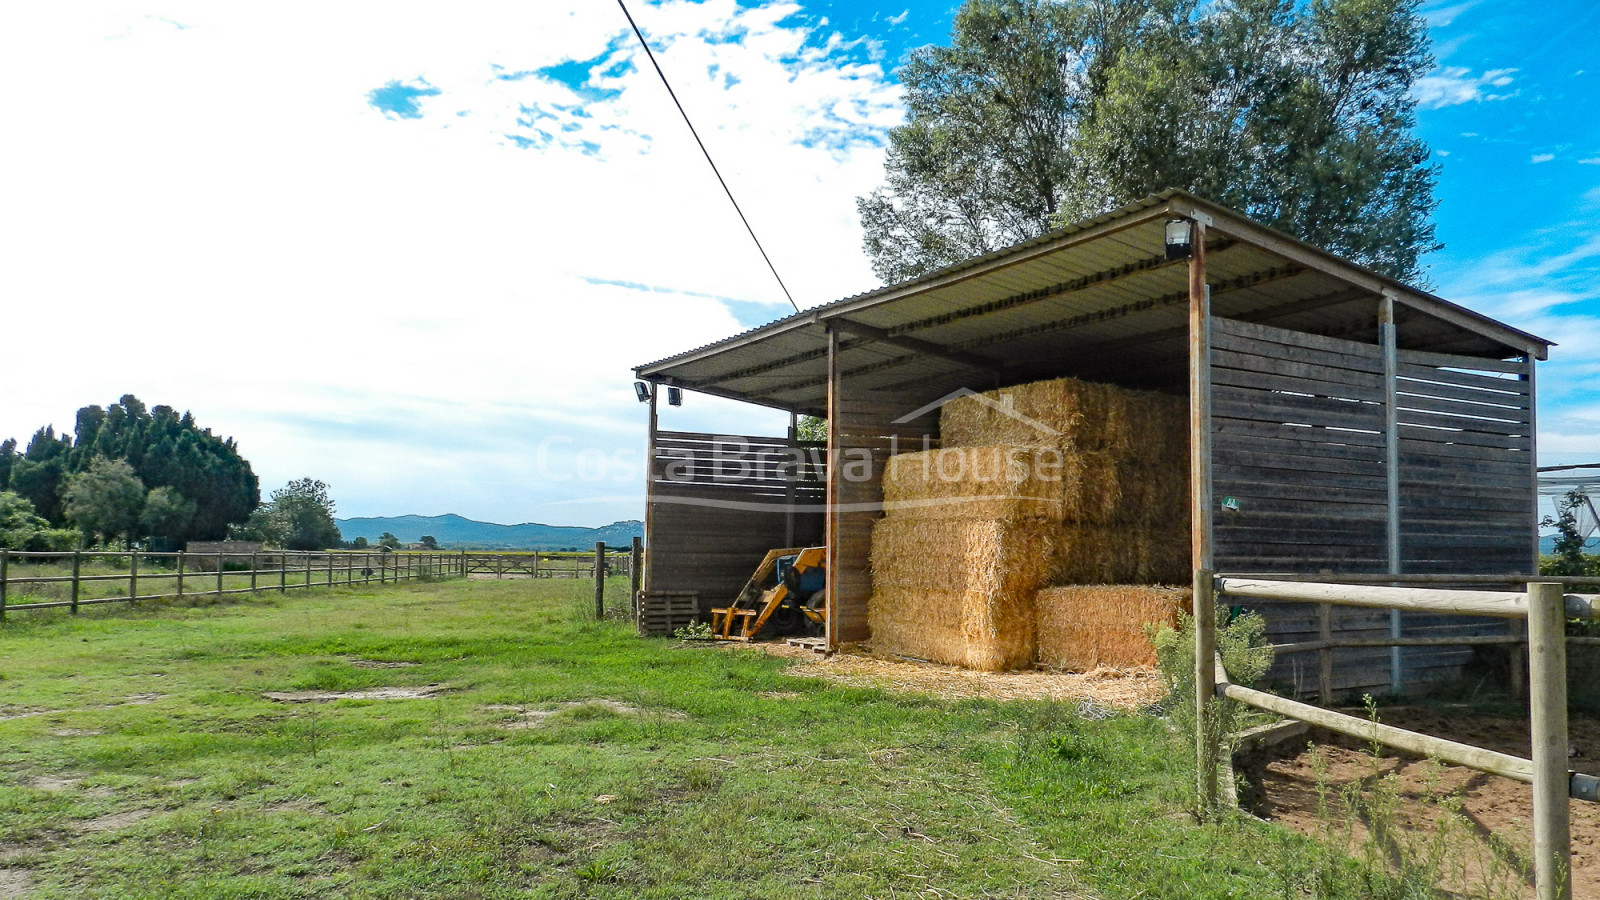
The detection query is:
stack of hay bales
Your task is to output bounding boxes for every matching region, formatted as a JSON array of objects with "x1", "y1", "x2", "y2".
[{"x1": 868, "y1": 376, "x2": 1191, "y2": 671}]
